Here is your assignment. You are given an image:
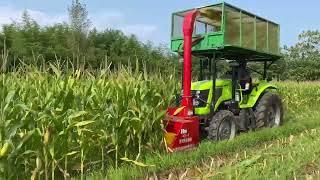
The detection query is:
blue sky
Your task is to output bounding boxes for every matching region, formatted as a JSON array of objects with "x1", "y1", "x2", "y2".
[{"x1": 0, "y1": 0, "x2": 319, "y2": 47}]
